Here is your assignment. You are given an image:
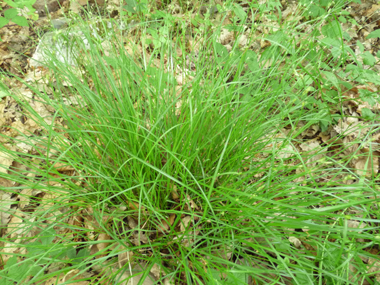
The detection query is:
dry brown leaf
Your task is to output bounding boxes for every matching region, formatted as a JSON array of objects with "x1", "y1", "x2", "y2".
[
  {"x1": 342, "y1": 136, "x2": 360, "y2": 157},
  {"x1": 0, "y1": 150, "x2": 14, "y2": 174},
  {"x1": 70, "y1": 0, "x2": 87, "y2": 13},
  {"x1": 185, "y1": 194, "x2": 199, "y2": 210},
  {"x1": 150, "y1": 263, "x2": 166, "y2": 279},
  {"x1": 18, "y1": 188, "x2": 34, "y2": 209},
  {"x1": 52, "y1": 161, "x2": 75, "y2": 171},
  {"x1": 157, "y1": 218, "x2": 169, "y2": 233},
  {"x1": 89, "y1": 244, "x2": 99, "y2": 256},
  {"x1": 367, "y1": 257, "x2": 380, "y2": 282},
  {"x1": 180, "y1": 216, "x2": 192, "y2": 232},
  {"x1": 6, "y1": 212, "x2": 25, "y2": 241},
  {"x1": 97, "y1": 233, "x2": 111, "y2": 251},
  {"x1": 113, "y1": 269, "x2": 155, "y2": 285},
  {"x1": 83, "y1": 216, "x2": 96, "y2": 240},
  {"x1": 303, "y1": 124, "x2": 320, "y2": 137},
  {"x1": 163, "y1": 277, "x2": 175, "y2": 285},
  {"x1": 128, "y1": 201, "x2": 145, "y2": 212},
  {"x1": 217, "y1": 29, "x2": 234, "y2": 45},
  {"x1": 118, "y1": 247, "x2": 133, "y2": 269},
  {"x1": 353, "y1": 153, "x2": 379, "y2": 177},
  {"x1": 171, "y1": 185, "x2": 179, "y2": 200},
  {"x1": 276, "y1": 144, "x2": 296, "y2": 159},
  {"x1": 0, "y1": 193, "x2": 13, "y2": 226},
  {"x1": 347, "y1": 220, "x2": 367, "y2": 233},
  {"x1": 60, "y1": 269, "x2": 92, "y2": 284},
  {"x1": 364, "y1": 4, "x2": 380, "y2": 17},
  {"x1": 131, "y1": 231, "x2": 149, "y2": 246},
  {"x1": 127, "y1": 216, "x2": 137, "y2": 229},
  {"x1": 299, "y1": 141, "x2": 325, "y2": 167},
  {"x1": 139, "y1": 231, "x2": 149, "y2": 243},
  {"x1": 238, "y1": 34, "x2": 248, "y2": 48},
  {"x1": 168, "y1": 214, "x2": 176, "y2": 226},
  {"x1": 288, "y1": 236, "x2": 302, "y2": 248},
  {"x1": 29, "y1": 100, "x2": 54, "y2": 125}
]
